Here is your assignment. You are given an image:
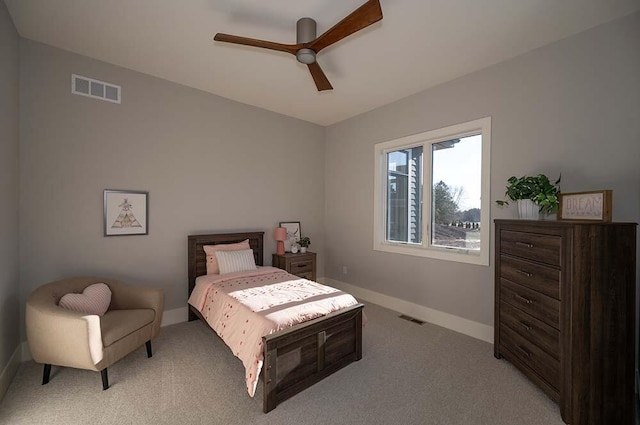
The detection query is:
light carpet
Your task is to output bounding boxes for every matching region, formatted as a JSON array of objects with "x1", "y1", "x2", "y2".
[{"x1": 0, "y1": 302, "x2": 564, "y2": 425}]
